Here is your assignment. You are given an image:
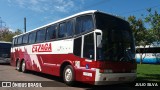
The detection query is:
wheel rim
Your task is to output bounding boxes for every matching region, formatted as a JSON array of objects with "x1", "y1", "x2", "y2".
[
  {"x1": 65, "y1": 68, "x2": 72, "y2": 81},
  {"x1": 22, "y1": 61, "x2": 25, "y2": 72},
  {"x1": 16, "y1": 61, "x2": 20, "y2": 70}
]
